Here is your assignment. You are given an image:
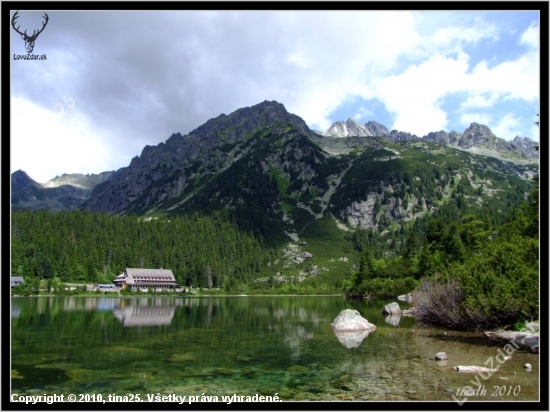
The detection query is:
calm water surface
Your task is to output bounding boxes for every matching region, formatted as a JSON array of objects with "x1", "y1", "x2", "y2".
[{"x1": 11, "y1": 296, "x2": 539, "y2": 402}]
